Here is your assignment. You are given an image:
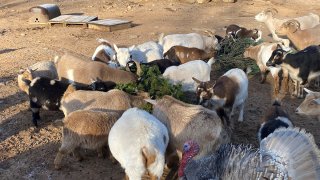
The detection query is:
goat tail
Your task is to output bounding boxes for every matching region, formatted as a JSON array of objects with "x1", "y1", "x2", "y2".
[
  {"x1": 260, "y1": 127, "x2": 320, "y2": 179},
  {"x1": 158, "y1": 33, "x2": 165, "y2": 45},
  {"x1": 207, "y1": 57, "x2": 216, "y2": 67}
]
